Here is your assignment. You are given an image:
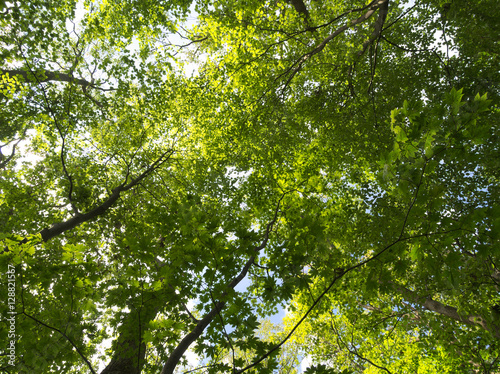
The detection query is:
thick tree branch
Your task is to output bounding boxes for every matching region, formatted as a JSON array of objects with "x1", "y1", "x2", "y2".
[
  {"x1": 160, "y1": 193, "x2": 286, "y2": 374},
  {"x1": 356, "y1": 0, "x2": 389, "y2": 58},
  {"x1": 40, "y1": 150, "x2": 174, "y2": 242},
  {"x1": 280, "y1": 0, "x2": 389, "y2": 86},
  {"x1": 0, "y1": 68, "x2": 114, "y2": 91},
  {"x1": 288, "y1": 0, "x2": 309, "y2": 18},
  {"x1": 390, "y1": 282, "x2": 500, "y2": 339}
]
